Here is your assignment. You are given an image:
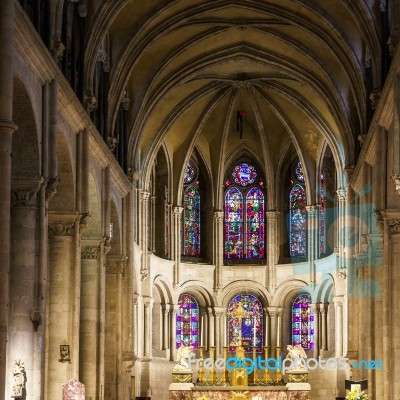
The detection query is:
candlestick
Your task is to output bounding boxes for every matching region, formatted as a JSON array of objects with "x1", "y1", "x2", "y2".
[
  {"x1": 276, "y1": 314, "x2": 280, "y2": 347},
  {"x1": 253, "y1": 316, "x2": 257, "y2": 346},
  {"x1": 198, "y1": 346, "x2": 206, "y2": 383},
  {"x1": 263, "y1": 346, "x2": 272, "y2": 384},
  {"x1": 223, "y1": 320, "x2": 227, "y2": 347},
  {"x1": 264, "y1": 317, "x2": 268, "y2": 347}
]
